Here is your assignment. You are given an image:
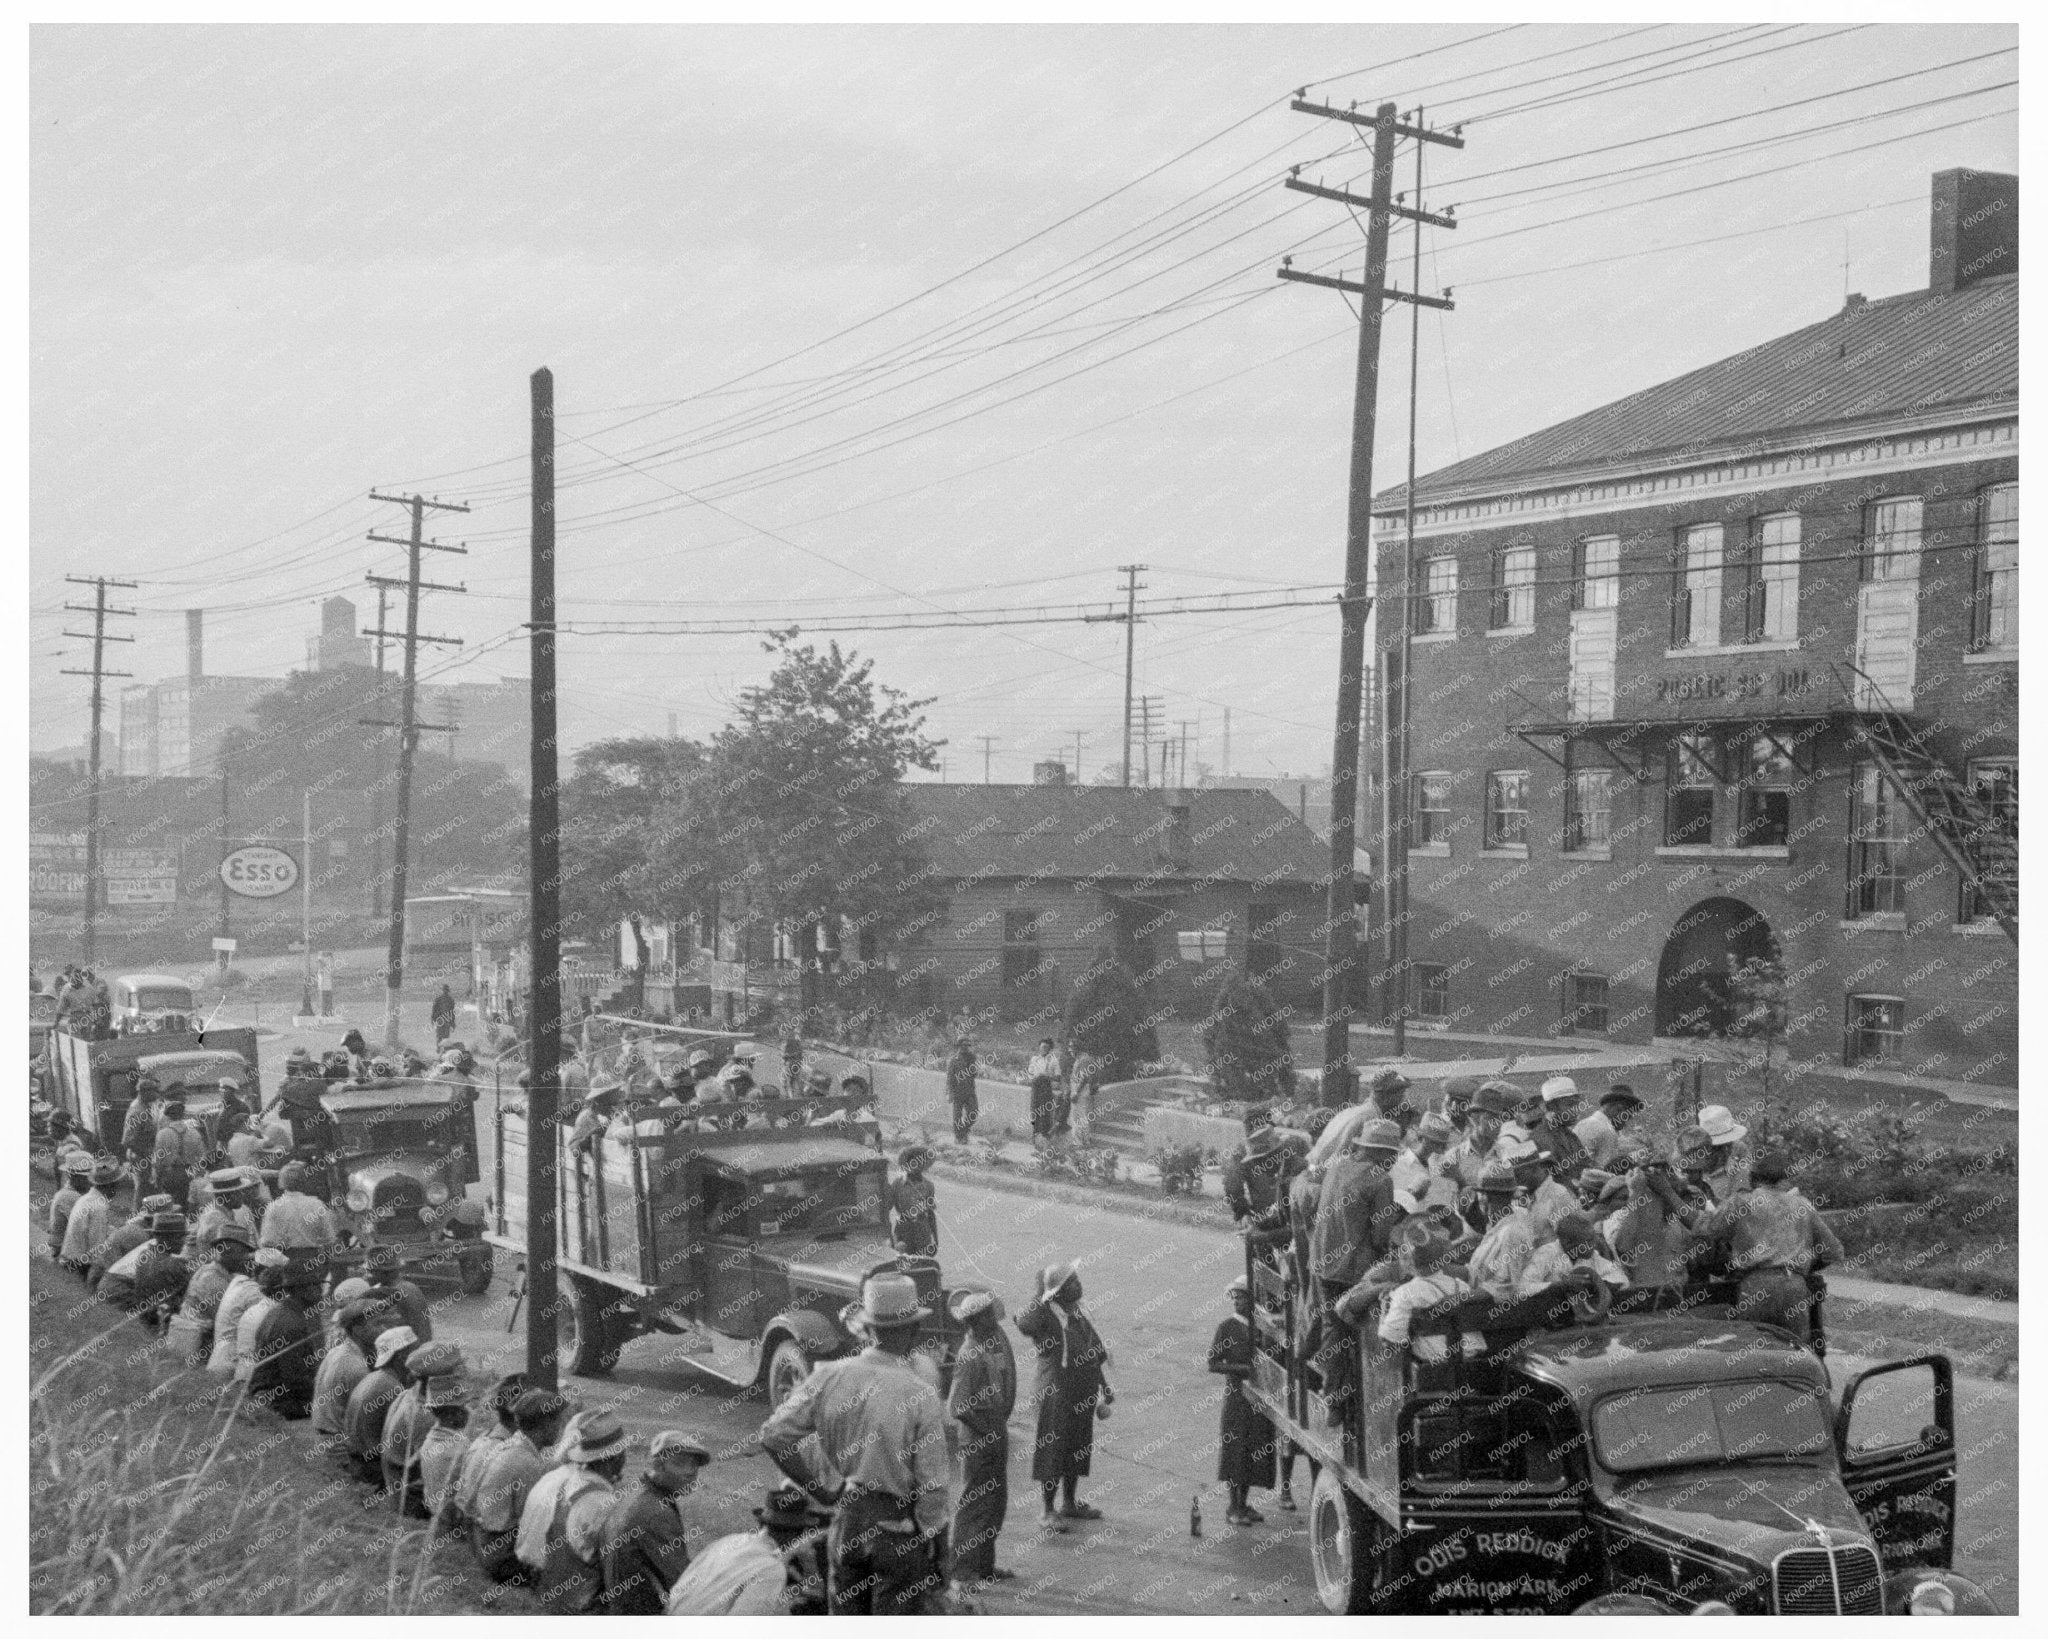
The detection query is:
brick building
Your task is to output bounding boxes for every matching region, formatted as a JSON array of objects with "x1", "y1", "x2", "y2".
[{"x1": 1372, "y1": 169, "x2": 2017, "y2": 1089}]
